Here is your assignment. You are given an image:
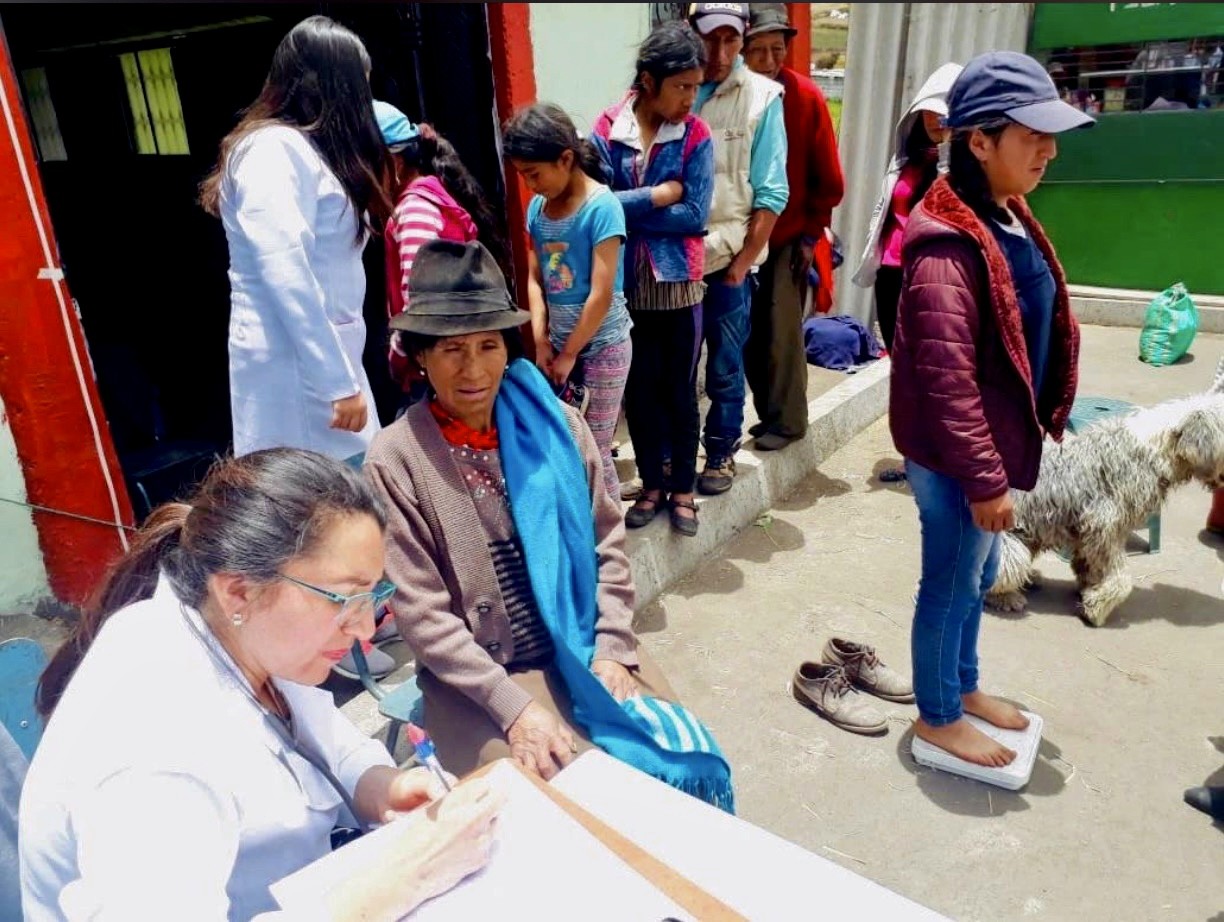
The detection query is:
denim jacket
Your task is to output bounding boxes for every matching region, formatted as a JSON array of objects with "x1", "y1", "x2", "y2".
[{"x1": 591, "y1": 93, "x2": 714, "y2": 291}]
